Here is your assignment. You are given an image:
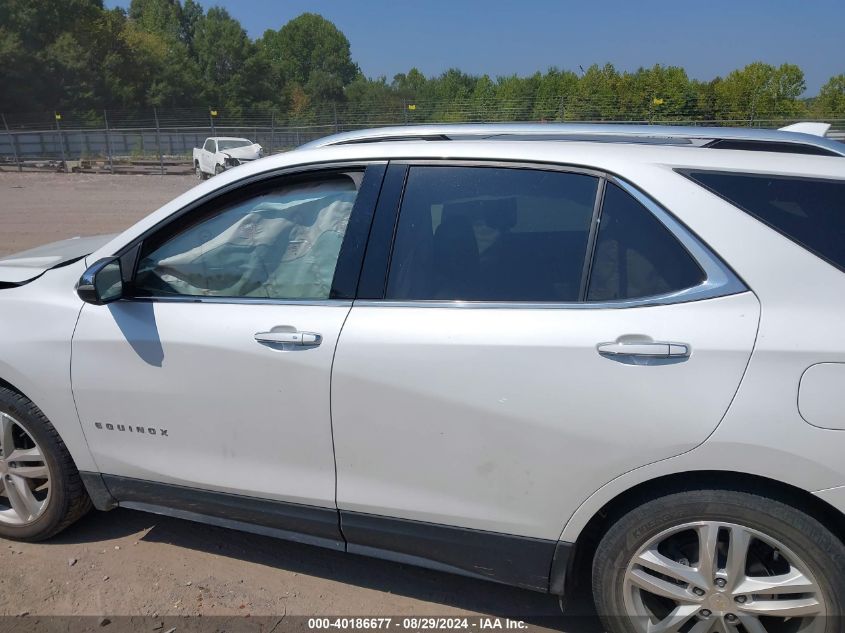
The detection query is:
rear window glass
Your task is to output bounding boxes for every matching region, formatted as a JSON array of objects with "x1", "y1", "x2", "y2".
[
  {"x1": 684, "y1": 171, "x2": 845, "y2": 272},
  {"x1": 386, "y1": 166, "x2": 598, "y2": 302}
]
